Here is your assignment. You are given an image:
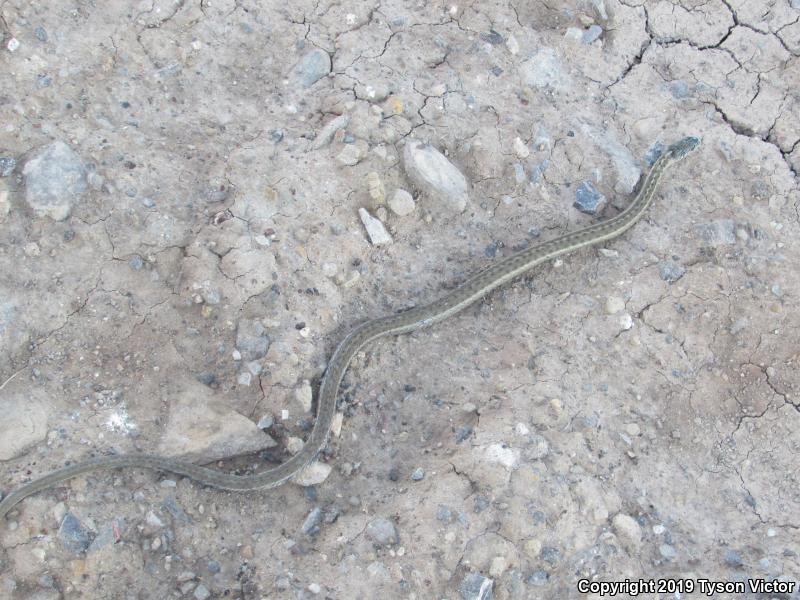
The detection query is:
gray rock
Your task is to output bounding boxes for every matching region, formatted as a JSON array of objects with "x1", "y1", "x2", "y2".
[
  {"x1": 612, "y1": 513, "x2": 642, "y2": 548},
  {"x1": 290, "y1": 48, "x2": 331, "y2": 88},
  {"x1": 696, "y1": 220, "x2": 736, "y2": 246},
  {"x1": 659, "y1": 261, "x2": 686, "y2": 283},
  {"x1": 0, "y1": 156, "x2": 15, "y2": 177},
  {"x1": 302, "y1": 507, "x2": 324, "y2": 536},
  {"x1": 437, "y1": 505, "x2": 453, "y2": 523},
  {"x1": 520, "y1": 47, "x2": 568, "y2": 91},
  {"x1": 34, "y1": 26, "x2": 48, "y2": 42},
  {"x1": 668, "y1": 80, "x2": 690, "y2": 98},
  {"x1": 460, "y1": 573, "x2": 493, "y2": 600},
  {"x1": 236, "y1": 319, "x2": 269, "y2": 360},
  {"x1": 527, "y1": 570, "x2": 549, "y2": 586},
  {"x1": 574, "y1": 181, "x2": 607, "y2": 214},
  {"x1": 583, "y1": 25, "x2": 603, "y2": 44},
  {"x1": 194, "y1": 584, "x2": 211, "y2": 600},
  {"x1": 411, "y1": 467, "x2": 425, "y2": 481},
  {"x1": 87, "y1": 519, "x2": 122, "y2": 552},
  {"x1": 365, "y1": 517, "x2": 398, "y2": 546},
  {"x1": 580, "y1": 125, "x2": 641, "y2": 193},
  {"x1": 23, "y1": 141, "x2": 87, "y2": 220},
  {"x1": 157, "y1": 379, "x2": 276, "y2": 463},
  {"x1": 659, "y1": 544, "x2": 677, "y2": 559},
  {"x1": 388, "y1": 189, "x2": 415, "y2": 216},
  {"x1": 58, "y1": 513, "x2": 91, "y2": 554},
  {"x1": 725, "y1": 549, "x2": 744, "y2": 567},
  {"x1": 310, "y1": 114, "x2": 350, "y2": 150},
  {"x1": 792, "y1": 0, "x2": 800, "y2": 8},
  {"x1": 403, "y1": 140, "x2": 470, "y2": 214}
]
